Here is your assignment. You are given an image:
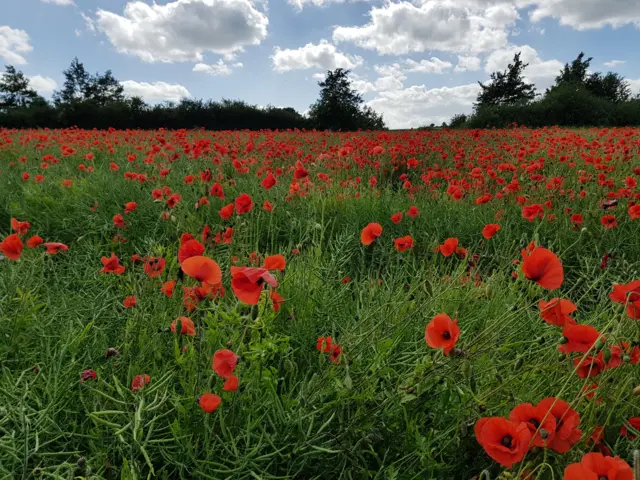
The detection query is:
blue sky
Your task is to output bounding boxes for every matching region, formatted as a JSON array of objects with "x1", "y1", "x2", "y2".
[{"x1": 2, "y1": 0, "x2": 640, "y2": 128}]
